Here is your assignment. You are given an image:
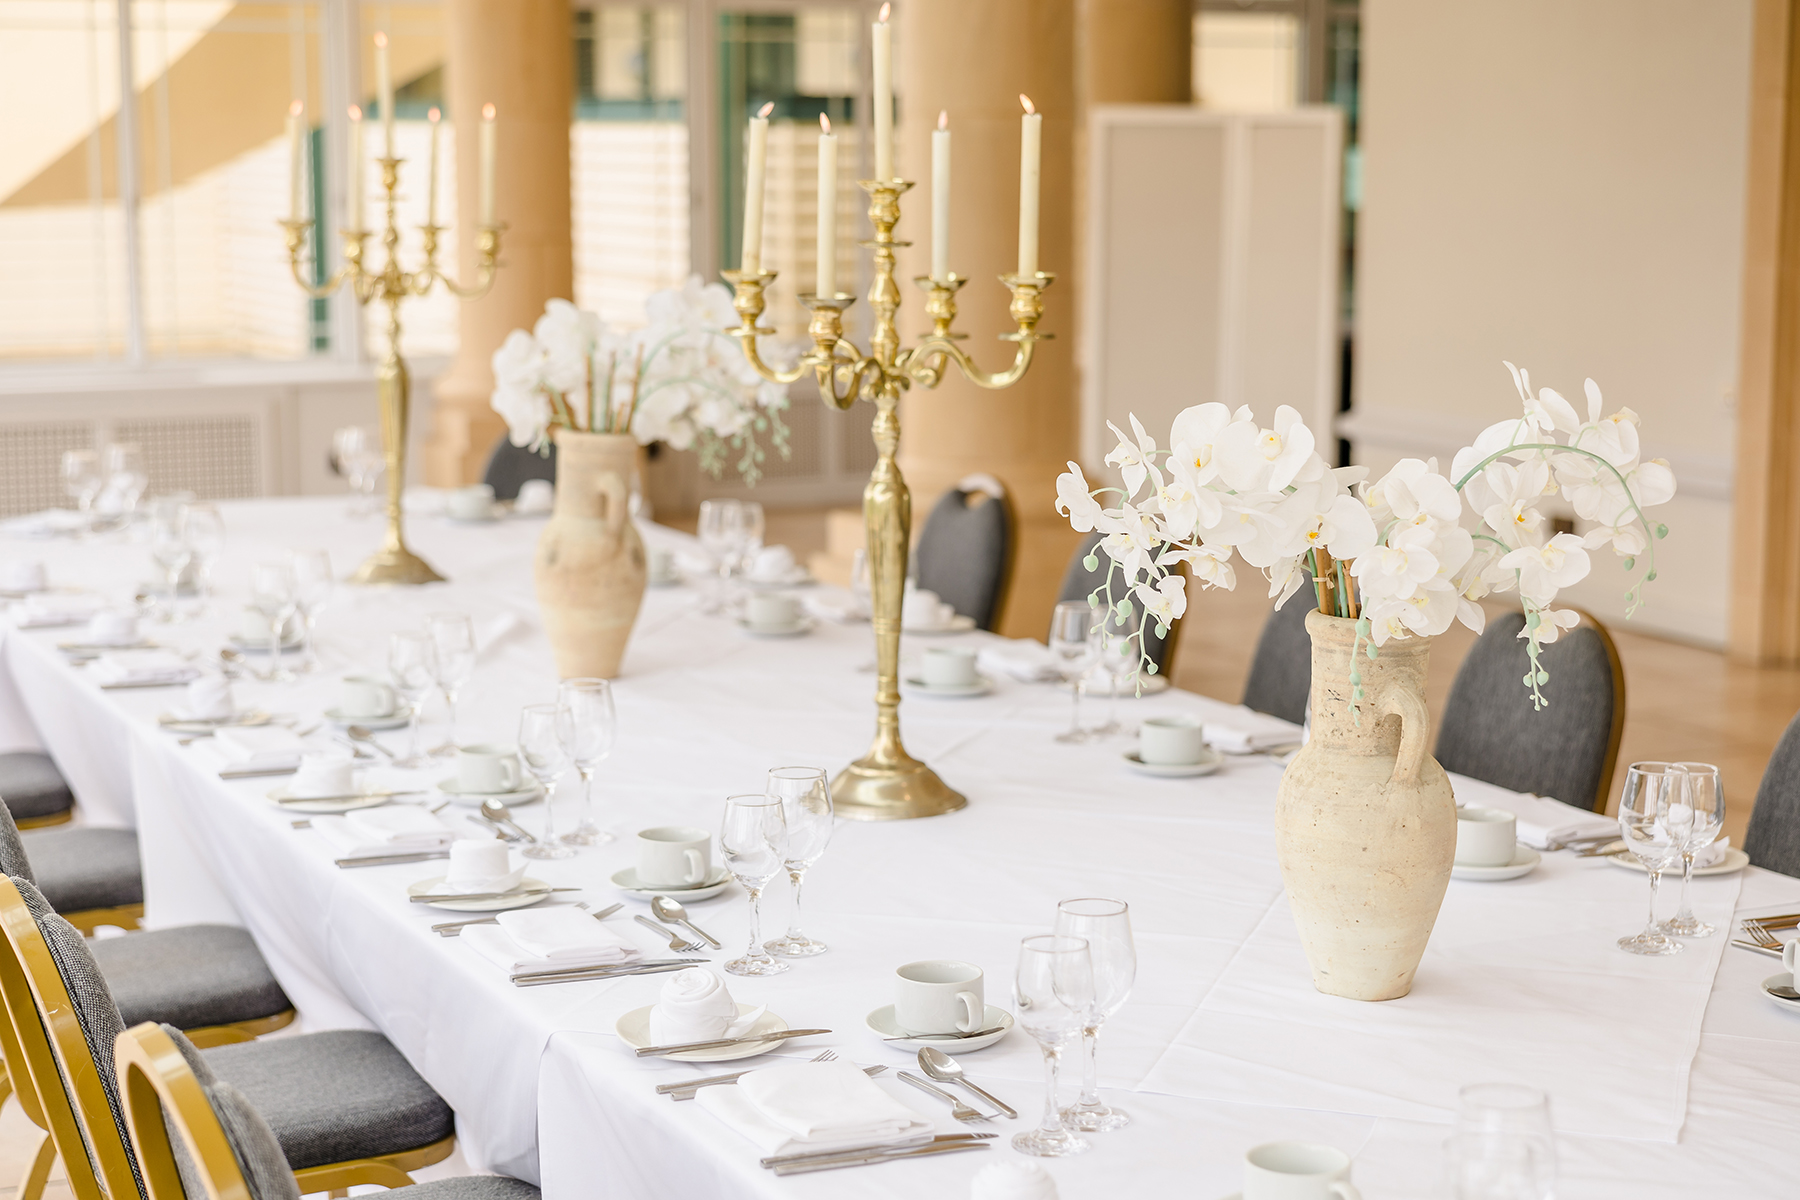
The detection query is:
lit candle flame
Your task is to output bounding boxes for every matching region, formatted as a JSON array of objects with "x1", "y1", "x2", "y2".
[
  {"x1": 820, "y1": 113, "x2": 832, "y2": 134},
  {"x1": 373, "y1": 31, "x2": 387, "y2": 49},
  {"x1": 1020, "y1": 94, "x2": 1035, "y2": 115},
  {"x1": 938, "y1": 110, "x2": 948, "y2": 131},
  {"x1": 289, "y1": 99, "x2": 303, "y2": 118},
  {"x1": 428, "y1": 106, "x2": 441, "y2": 124},
  {"x1": 758, "y1": 101, "x2": 774, "y2": 118},
  {"x1": 878, "y1": 2, "x2": 890, "y2": 22},
  {"x1": 482, "y1": 102, "x2": 496, "y2": 121},
  {"x1": 348, "y1": 104, "x2": 362, "y2": 120}
]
